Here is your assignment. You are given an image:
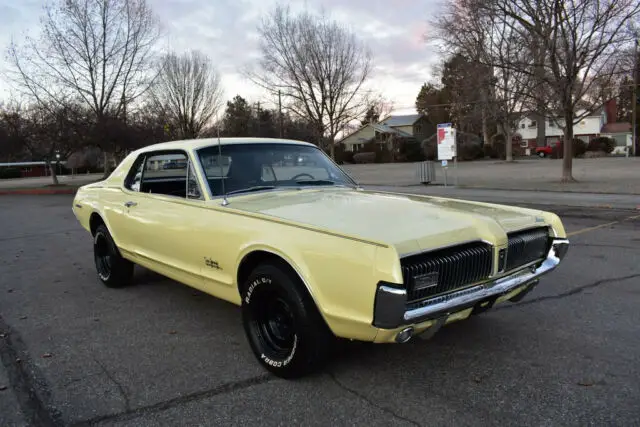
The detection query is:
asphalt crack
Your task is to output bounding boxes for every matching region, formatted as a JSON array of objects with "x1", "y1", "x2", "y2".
[
  {"x1": 497, "y1": 273, "x2": 640, "y2": 310},
  {"x1": 0, "y1": 315, "x2": 65, "y2": 427},
  {"x1": 92, "y1": 357, "x2": 131, "y2": 412},
  {"x1": 70, "y1": 373, "x2": 274, "y2": 426},
  {"x1": 328, "y1": 372, "x2": 421, "y2": 426}
]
